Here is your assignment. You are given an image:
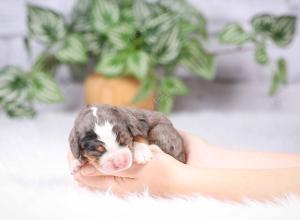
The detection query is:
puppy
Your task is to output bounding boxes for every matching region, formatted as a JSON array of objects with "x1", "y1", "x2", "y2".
[{"x1": 69, "y1": 104, "x2": 185, "y2": 174}]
